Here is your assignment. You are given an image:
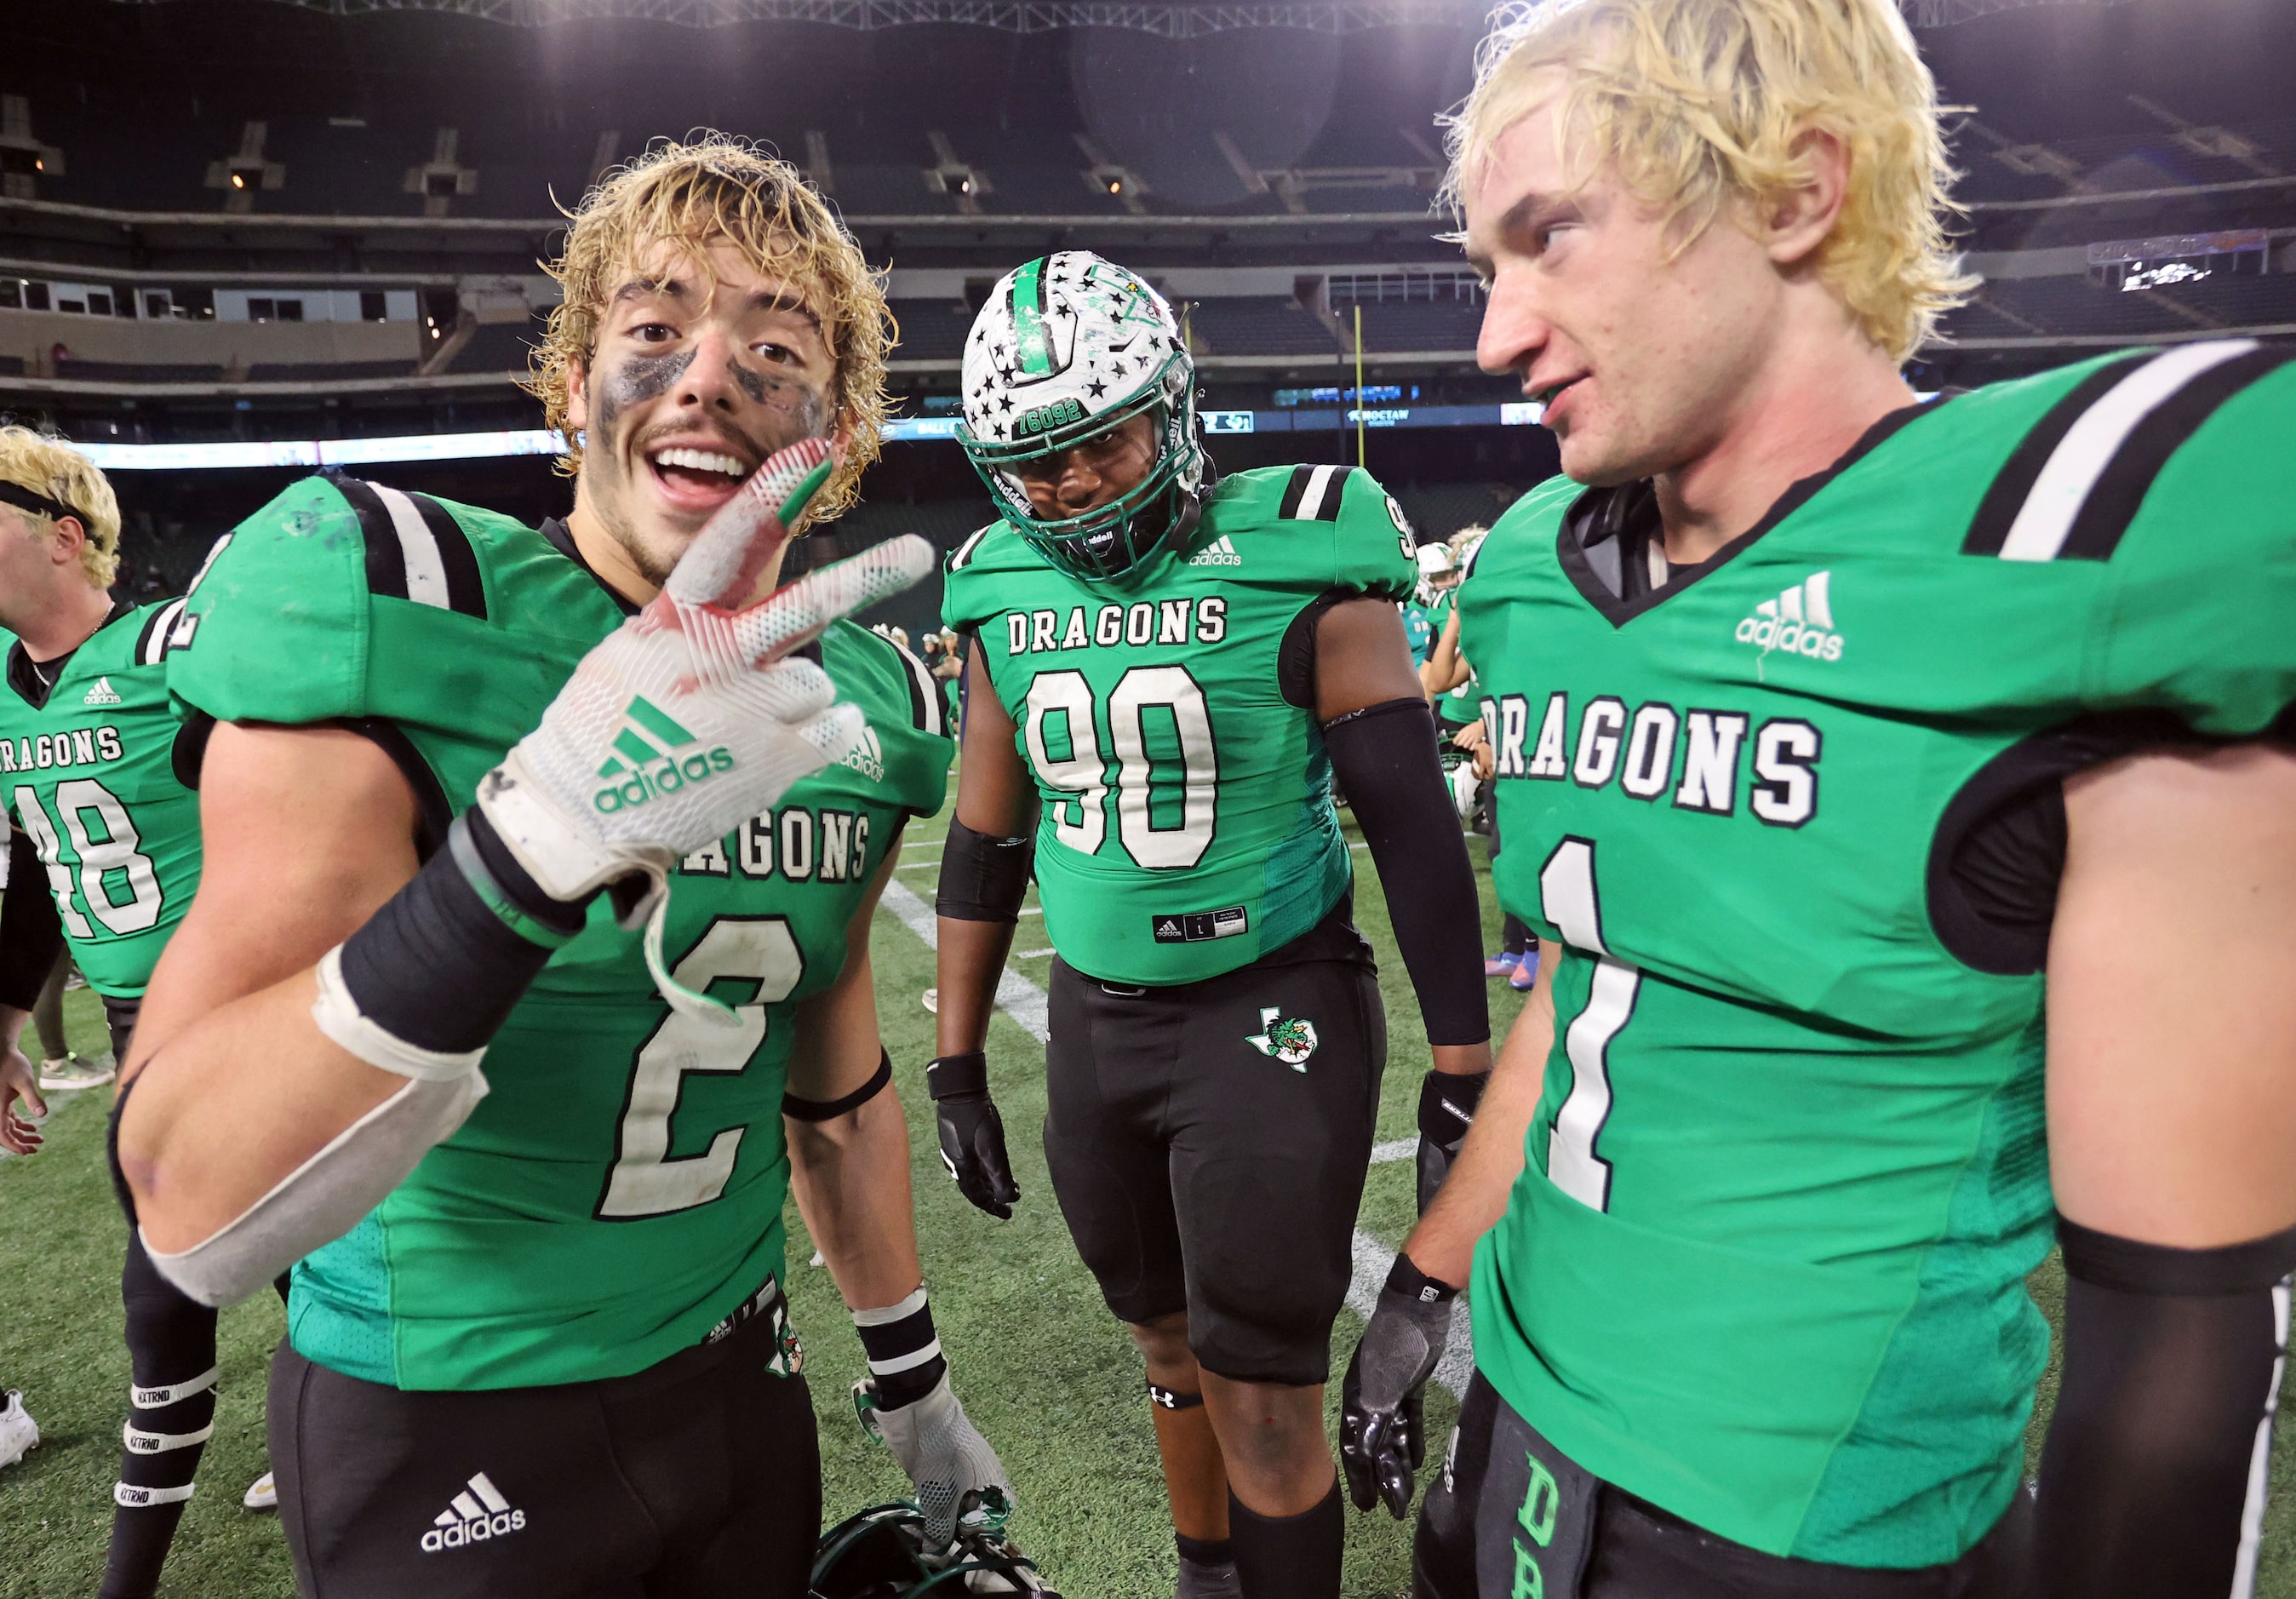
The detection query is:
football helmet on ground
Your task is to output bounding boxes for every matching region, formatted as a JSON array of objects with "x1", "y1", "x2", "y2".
[
  {"x1": 810, "y1": 1501, "x2": 1058, "y2": 1597},
  {"x1": 956, "y1": 251, "x2": 1205, "y2": 582}
]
